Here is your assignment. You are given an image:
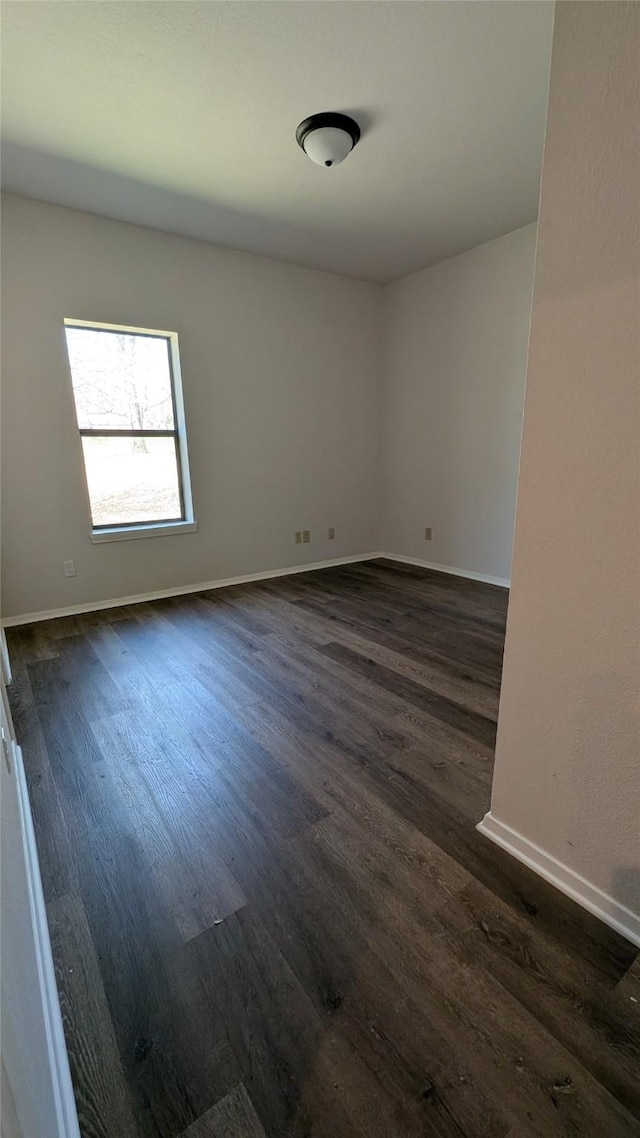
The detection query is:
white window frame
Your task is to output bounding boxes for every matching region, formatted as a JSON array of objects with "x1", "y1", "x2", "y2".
[{"x1": 63, "y1": 319, "x2": 197, "y2": 543}]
